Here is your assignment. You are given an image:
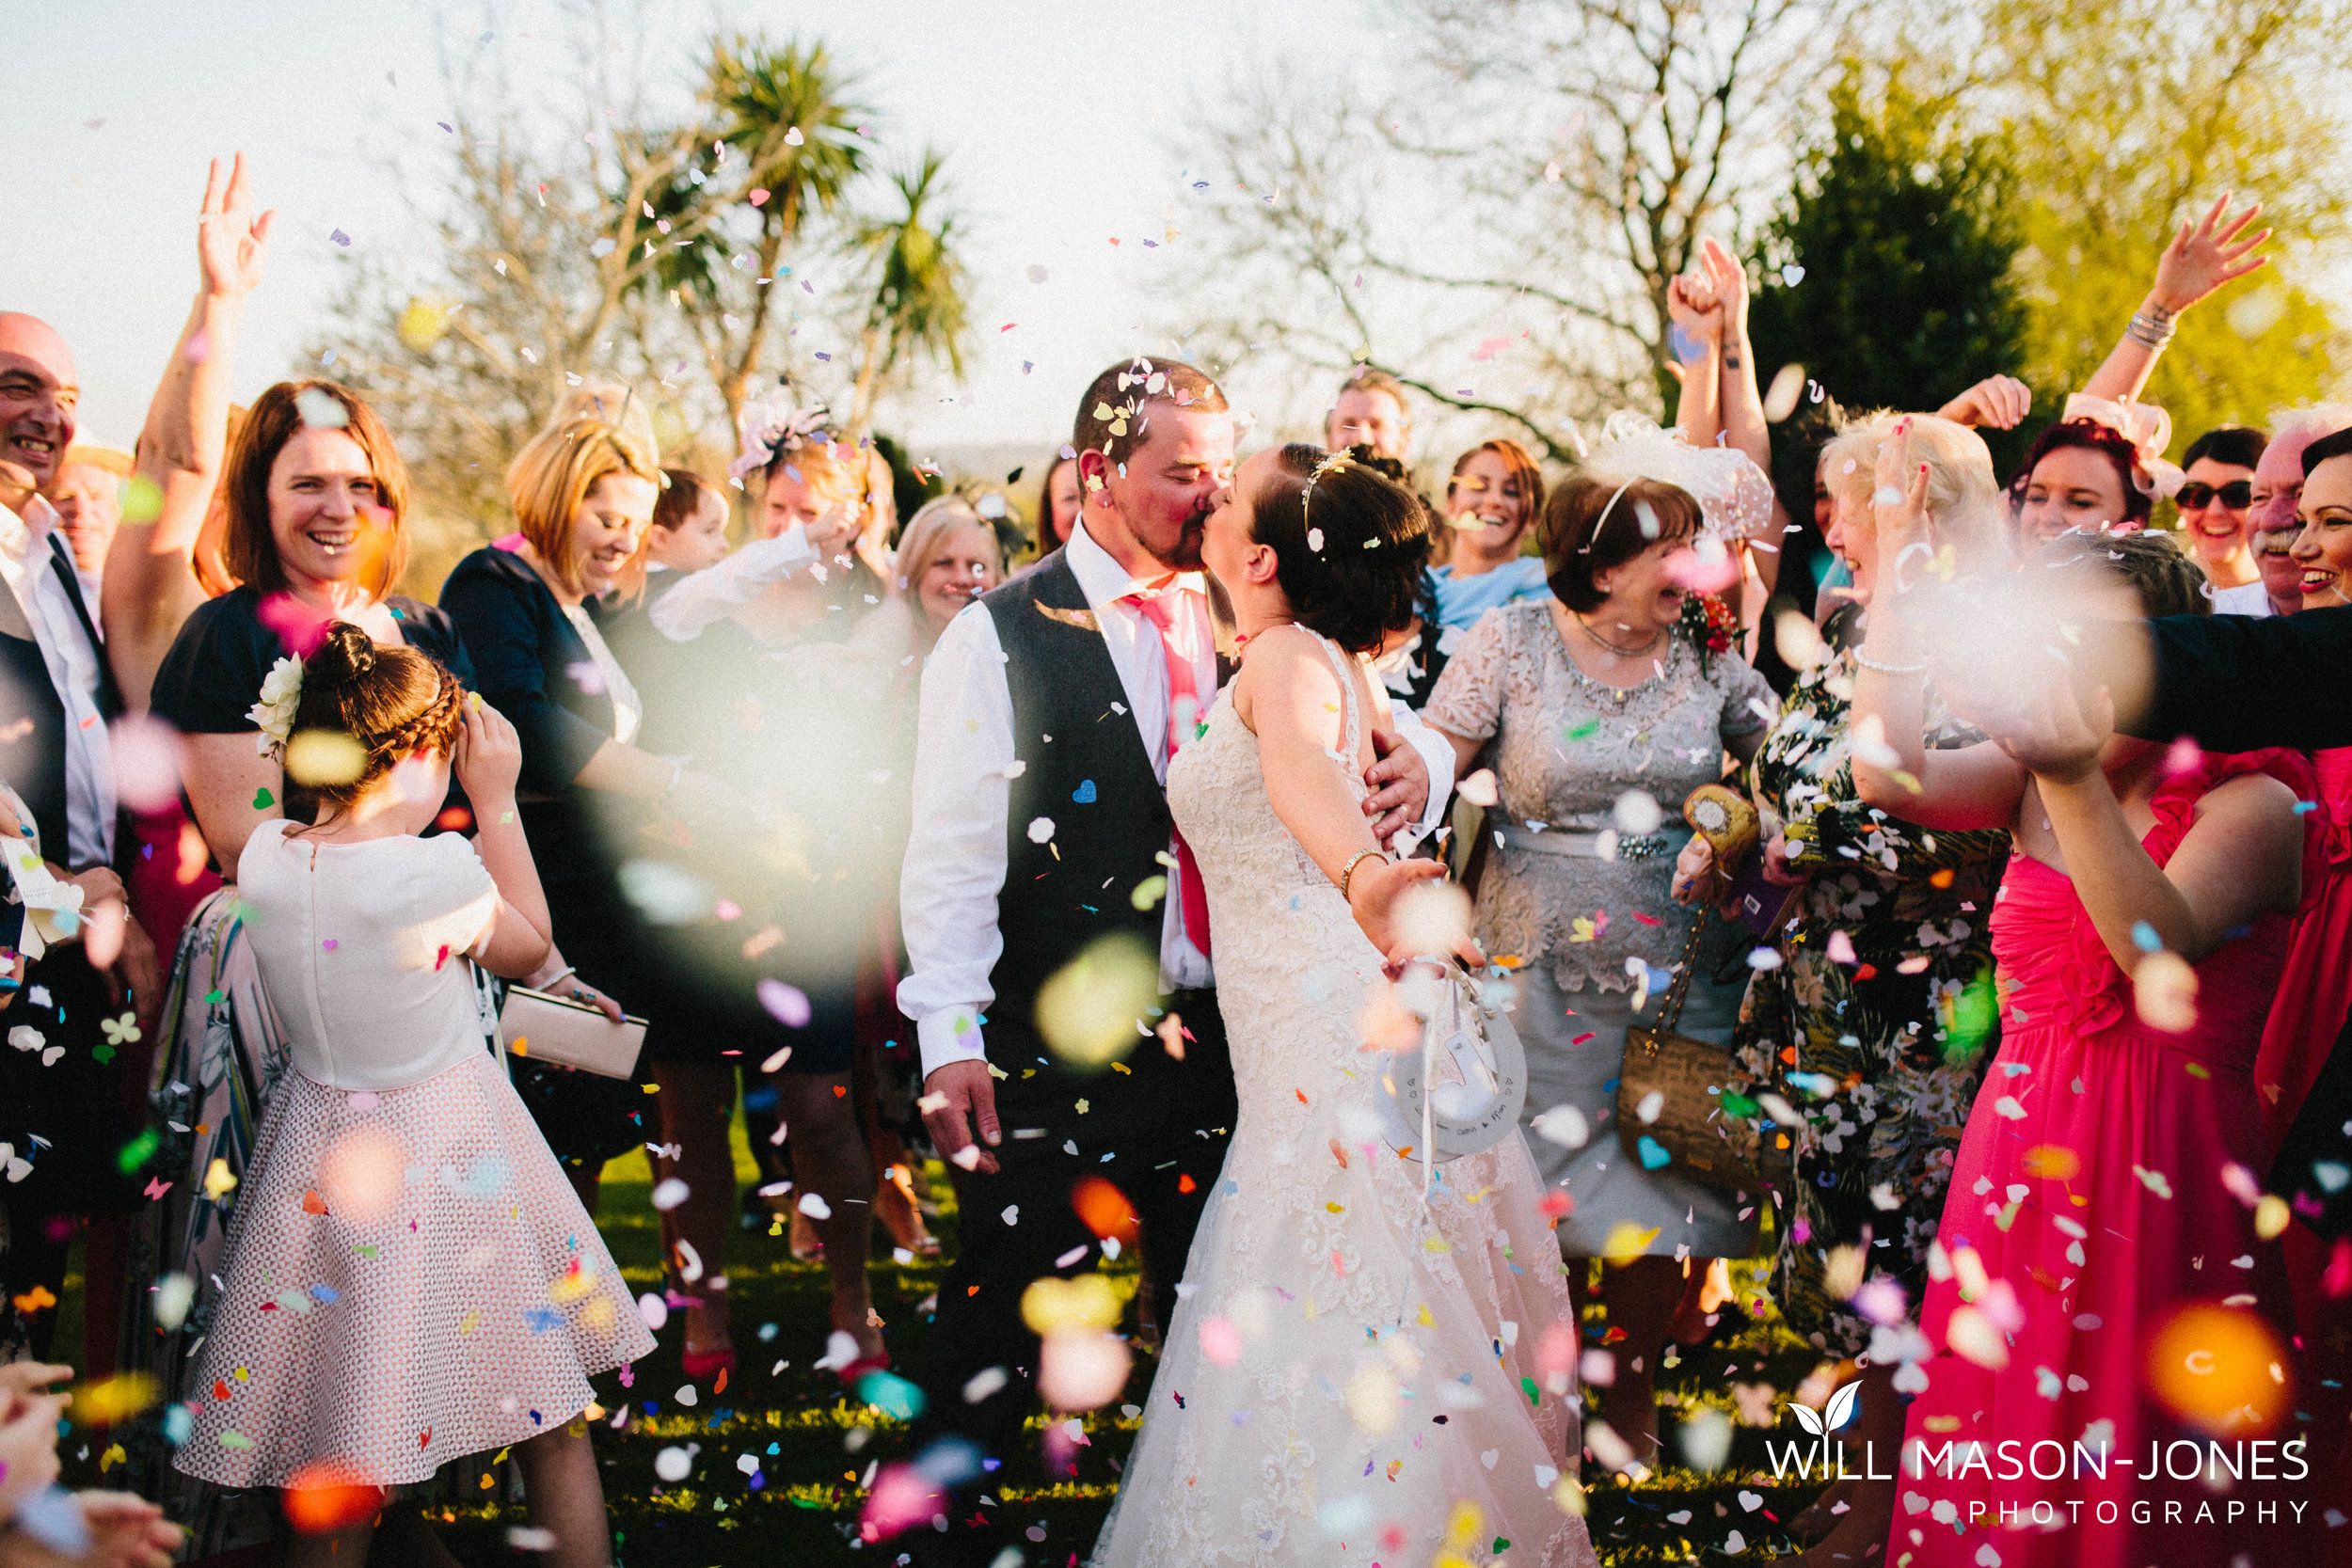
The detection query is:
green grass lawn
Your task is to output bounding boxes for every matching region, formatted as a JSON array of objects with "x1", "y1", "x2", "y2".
[{"x1": 53, "y1": 1112, "x2": 1836, "y2": 1564}]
